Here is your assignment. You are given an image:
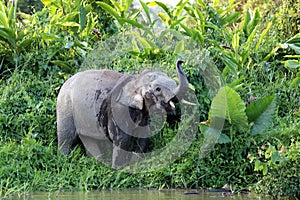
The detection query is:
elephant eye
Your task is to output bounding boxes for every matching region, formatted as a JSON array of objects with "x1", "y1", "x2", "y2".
[{"x1": 155, "y1": 87, "x2": 161, "y2": 92}]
